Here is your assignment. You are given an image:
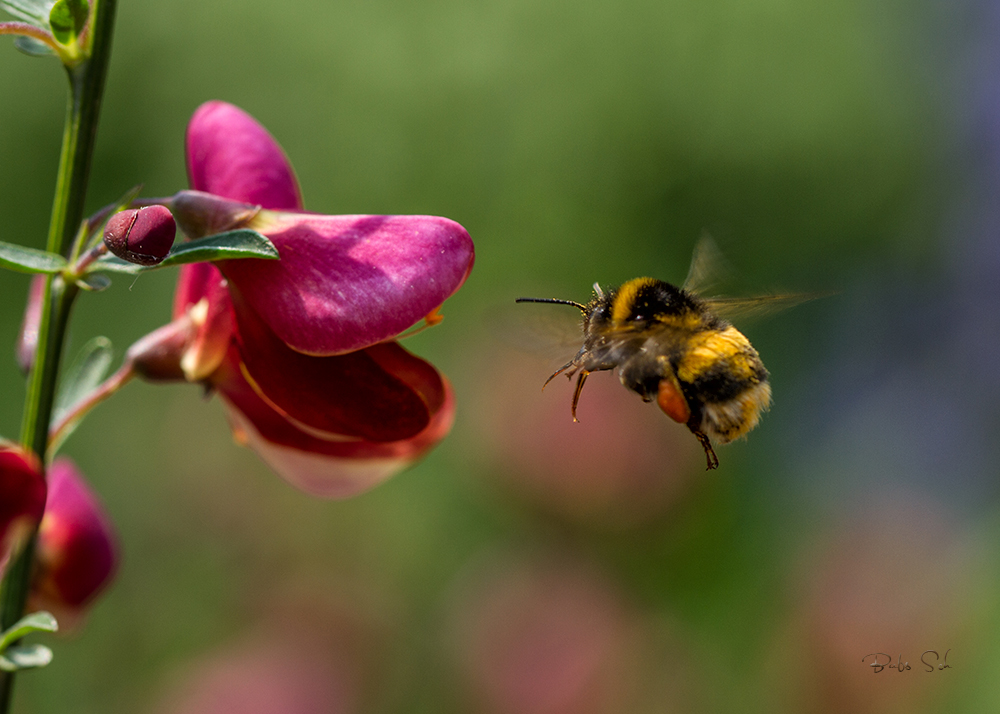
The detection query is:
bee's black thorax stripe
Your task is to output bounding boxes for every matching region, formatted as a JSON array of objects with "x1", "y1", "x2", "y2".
[{"x1": 608, "y1": 278, "x2": 698, "y2": 325}]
